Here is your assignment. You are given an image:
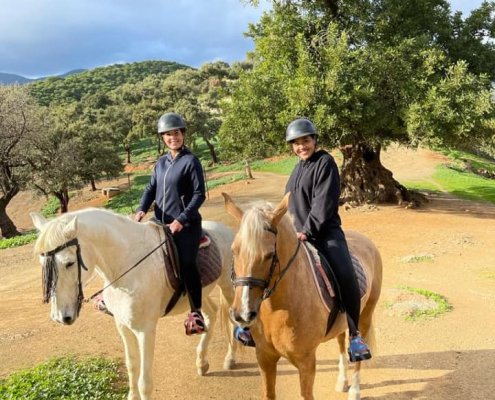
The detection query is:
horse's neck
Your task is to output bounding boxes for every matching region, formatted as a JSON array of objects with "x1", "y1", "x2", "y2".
[
  {"x1": 271, "y1": 226, "x2": 314, "y2": 299},
  {"x1": 79, "y1": 212, "x2": 156, "y2": 280}
]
